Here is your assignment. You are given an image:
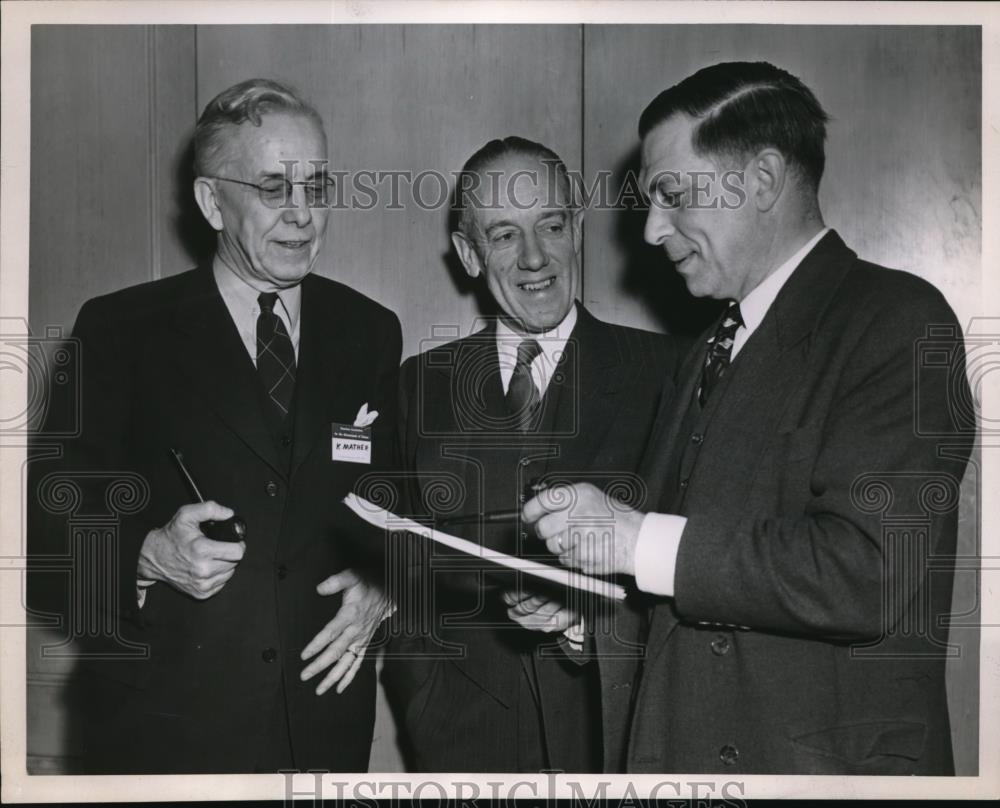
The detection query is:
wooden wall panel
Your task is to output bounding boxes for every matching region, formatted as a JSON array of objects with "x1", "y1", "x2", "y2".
[
  {"x1": 582, "y1": 25, "x2": 981, "y2": 775},
  {"x1": 27, "y1": 25, "x2": 198, "y2": 773},
  {"x1": 195, "y1": 25, "x2": 583, "y2": 360},
  {"x1": 29, "y1": 26, "x2": 197, "y2": 333}
]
